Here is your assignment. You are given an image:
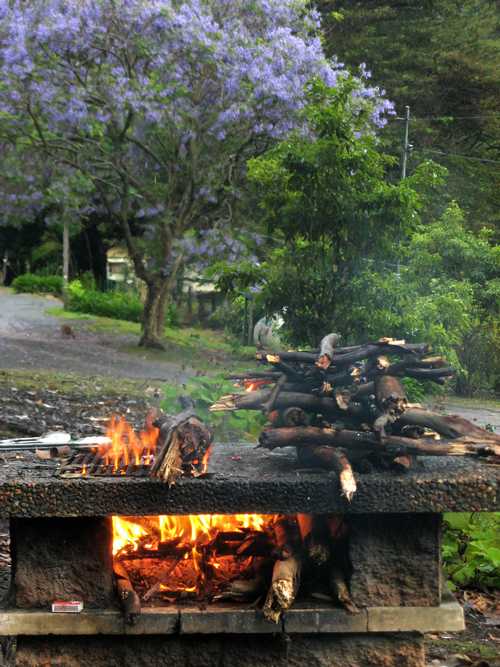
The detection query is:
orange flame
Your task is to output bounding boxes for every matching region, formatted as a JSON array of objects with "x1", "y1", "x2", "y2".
[
  {"x1": 244, "y1": 379, "x2": 272, "y2": 392},
  {"x1": 112, "y1": 514, "x2": 276, "y2": 600},
  {"x1": 98, "y1": 415, "x2": 159, "y2": 472}
]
